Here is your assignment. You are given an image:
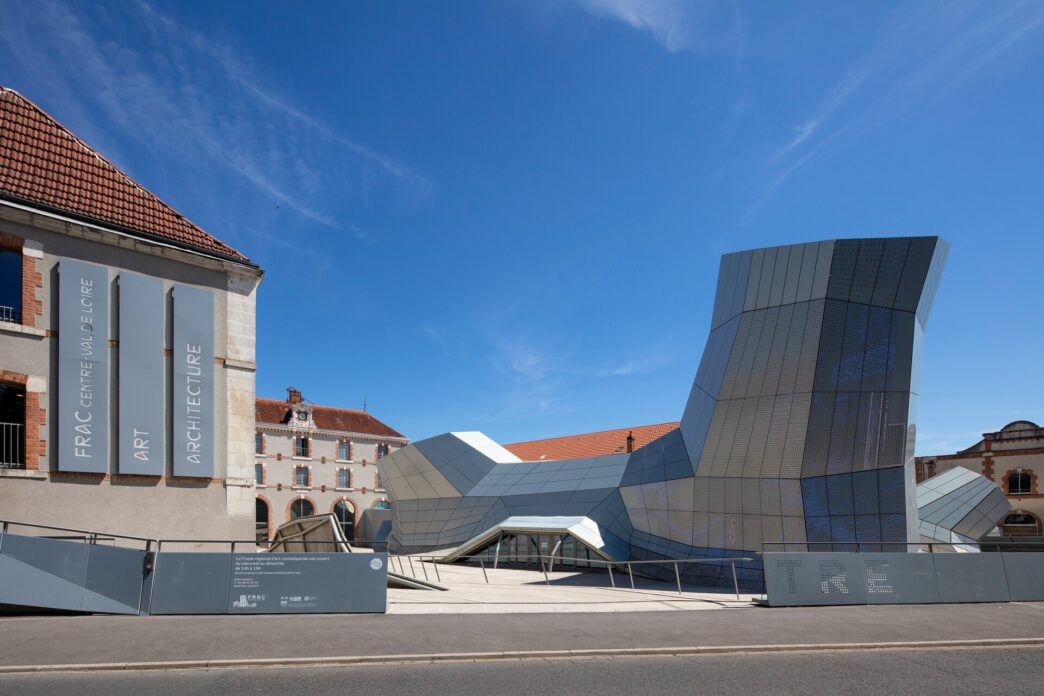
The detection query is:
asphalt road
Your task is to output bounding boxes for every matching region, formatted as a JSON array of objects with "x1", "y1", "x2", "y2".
[
  {"x1": 3, "y1": 603, "x2": 1044, "y2": 667},
  {"x1": 1, "y1": 647, "x2": 1042, "y2": 695}
]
